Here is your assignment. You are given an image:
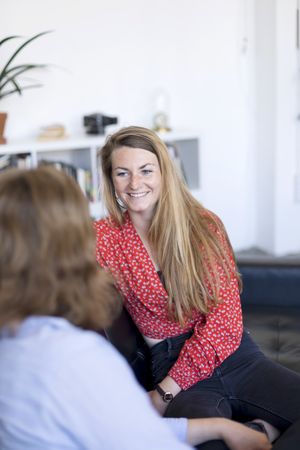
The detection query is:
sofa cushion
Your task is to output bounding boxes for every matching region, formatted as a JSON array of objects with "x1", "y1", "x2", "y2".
[
  {"x1": 243, "y1": 305, "x2": 300, "y2": 372},
  {"x1": 239, "y1": 261, "x2": 300, "y2": 374}
]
